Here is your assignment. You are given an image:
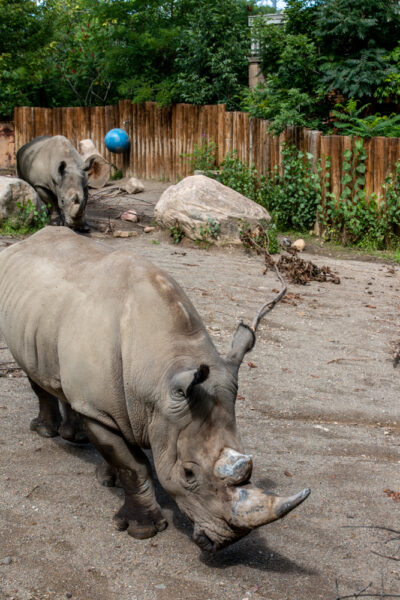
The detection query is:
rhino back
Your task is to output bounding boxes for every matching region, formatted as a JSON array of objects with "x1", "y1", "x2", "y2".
[
  {"x1": 0, "y1": 228, "x2": 217, "y2": 433},
  {"x1": 17, "y1": 135, "x2": 84, "y2": 192}
]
